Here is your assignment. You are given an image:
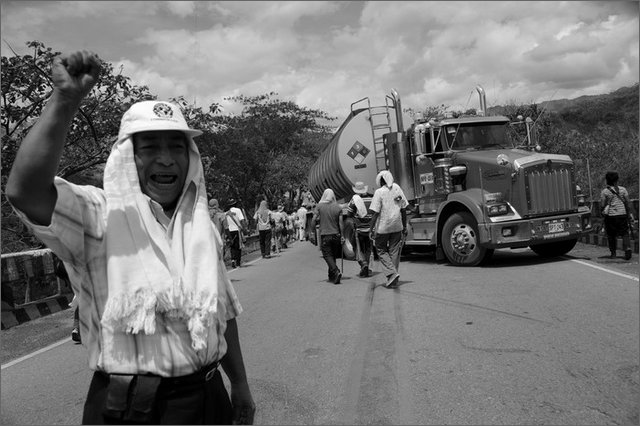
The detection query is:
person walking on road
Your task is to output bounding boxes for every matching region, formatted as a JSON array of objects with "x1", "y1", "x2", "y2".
[
  {"x1": 296, "y1": 204, "x2": 308, "y2": 241},
  {"x1": 54, "y1": 256, "x2": 81, "y2": 343},
  {"x1": 209, "y1": 198, "x2": 228, "y2": 238},
  {"x1": 312, "y1": 188, "x2": 344, "y2": 284},
  {"x1": 346, "y1": 182, "x2": 374, "y2": 278},
  {"x1": 369, "y1": 170, "x2": 409, "y2": 288},
  {"x1": 5, "y1": 50, "x2": 255, "y2": 425},
  {"x1": 271, "y1": 203, "x2": 288, "y2": 252},
  {"x1": 253, "y1": 199, "x2": 273, "y2": 258},
  {"x1": 226, "y1": 198, "x2": 247, "y2": 268},
  {"x1": 600, "y1": 171, "x2": 635, "y2": 260}
]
